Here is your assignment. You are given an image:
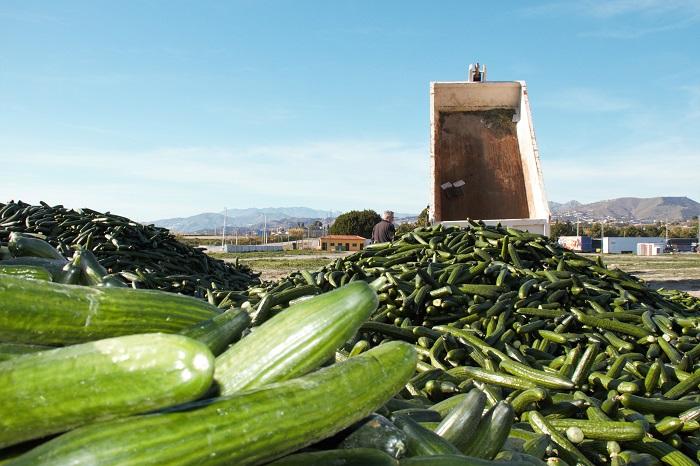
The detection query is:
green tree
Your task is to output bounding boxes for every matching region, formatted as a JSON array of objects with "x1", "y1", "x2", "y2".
[
  {"x1": 395, "y1": 207, "x2": 431, "y2": 236},
  {"x1": 395, "y1": 222, "x2": 416, "y2": 236},
  {"x1": 549, "y1": 221, "x2": 576, "y2": 240},
  {"x1": 329, "y1": 209, "x2": 381, "y2": 239}
]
